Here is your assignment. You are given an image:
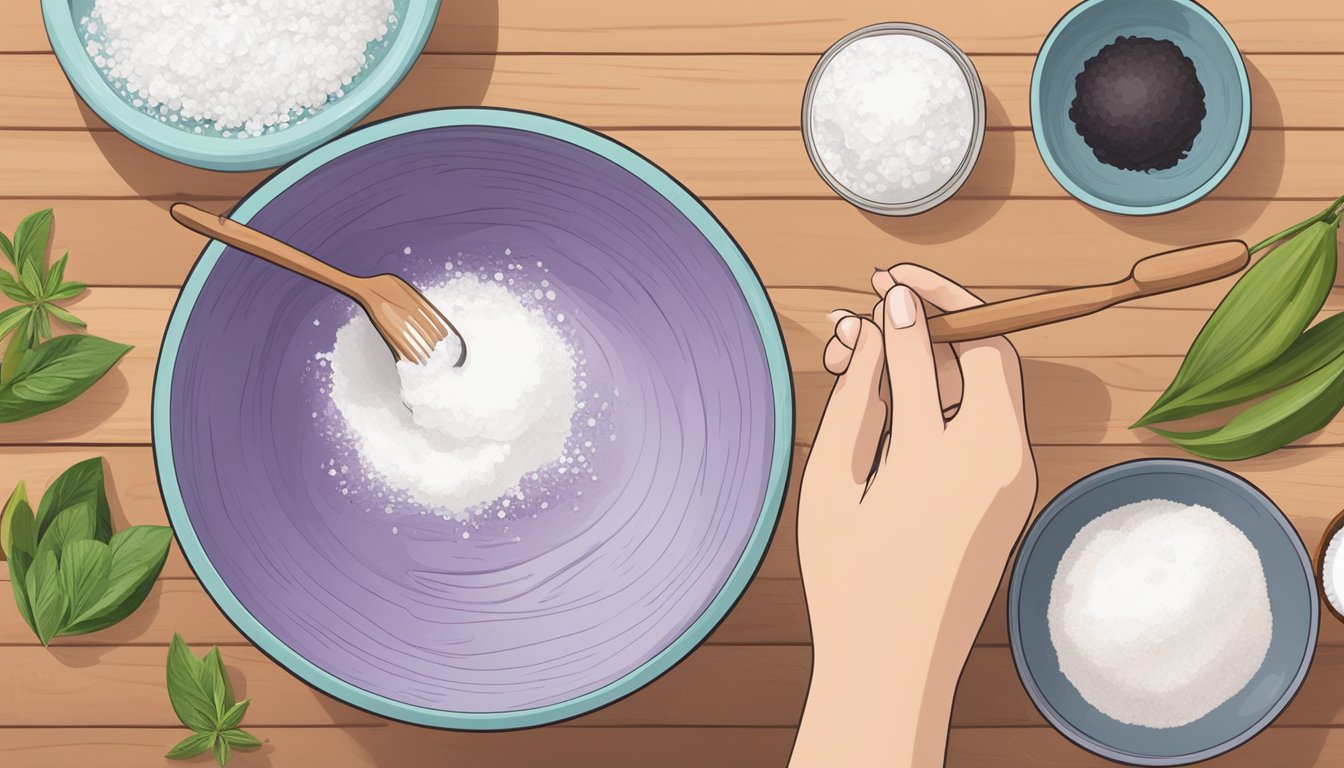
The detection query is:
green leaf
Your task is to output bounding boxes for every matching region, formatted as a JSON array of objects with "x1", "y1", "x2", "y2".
[
  {"x1": 0, "y1": 315, "x2": 33, "y2": 390},
  {"x1": 0, "y1": 334, "x2": 132, "y2": 424},
  {"x1": 61, "y1": 525, "x2": 171, "y2": 634},
  {"x1": 0, "y1": 480, "x2": 27, "y2": 558},
  {"x1": 25, "y1": 550, "x2": 67, "y2": 645},
  {"x1": 1153, "y1": 346, "x2": 1344, "y2": 461},
  {"x1": 220, "y1": 728, "x2": 261, "y2": 750},
  {"x1": 12, "y1": 209, "x2": 52, "y2": 274},
  {"x1": 6, "y1": 501, "x2": 37, "y2": 635},
  {"x1": 18, "y1": 260, "x2": 44, "y2": 300},
  {"x1": 0, "y1": 229, "x2": 14, "y2": 265},
  {"x1": 44, "y1": 303, "x2": 86, "y2": 330},
  {"x1": 44, "y1": 253, "x2": 68, "y2": 297},
  {"x1": 45, "y1": 281, "x2": 86, "y2": 301},
  {"x1": 35, "y1": 501, "x2": 96, "y2": 564},
  {"x1": 0, "y1": 305, "x2": 32, "y2": 340},
  {"x1": 165, "y1": 731, "x2": 216, "y2": 760},
  {"x1": 56, "y1": 538, "x2": 111, "y2": 627},
  {"x1": 218, "y1": 699, "x2": 250, "y2": 731},
  {"x1": 167, "y1": 633, "x2": 216, "y2": 733},
  {"x1": 202, "y1": 646, "x2": 234, "y2": 721},
  {"x1": 0, "y1": 269, "x2": 32, "y2": 302},
  {"x1": 1136, "y1": 220, "x2": 1339, "y2": 427},
  {"x1": 36, "y1": 456, "x2": 111, "y2": 542},
  {"x1": 213, "y1": 733, "x2": 232, "y2": 767},
  {"x1": 31, "y1": 306, "x2": 51, "y2": 342}
]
